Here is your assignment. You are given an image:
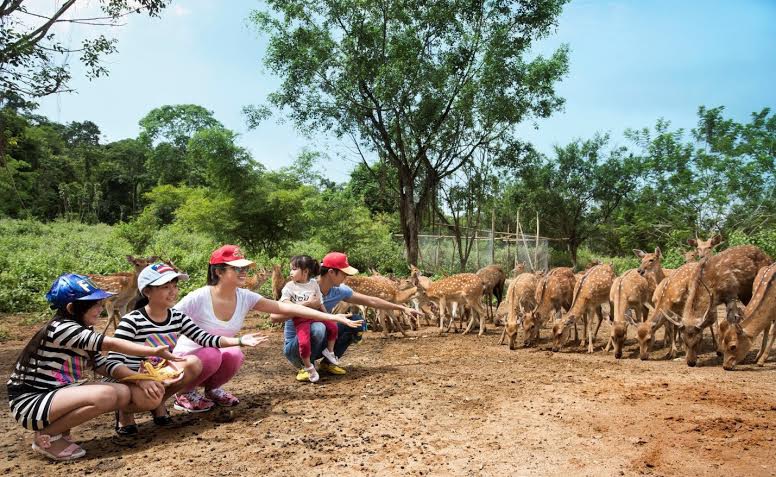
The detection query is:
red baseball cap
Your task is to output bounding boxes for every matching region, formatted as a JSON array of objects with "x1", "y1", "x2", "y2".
[
  {"x1": 321, "y1": 252, "x2": 358, "y2": 275},
  {"x1": 209, "y1": 245, "x2": 254, "y2": 267}
]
